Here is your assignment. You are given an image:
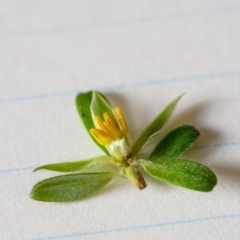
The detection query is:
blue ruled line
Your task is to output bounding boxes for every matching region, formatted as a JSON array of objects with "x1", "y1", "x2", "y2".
[
  {"x1": 1, "y1": 140, "x2": 239, "y2": 175},
  {"x1": 0, "y1": 70, "x2": 240, "y2": 104},
  {"x1": 193, "y1": 141, "x2": 240, "y2": 149},
  {"x1": 30, "y1": 213, "x2": 240, "y2": 240},
  {"x1": 1, "y1": 5, "x2": 240, "y2": 39},
  {"x1": 0, "y1": 166, "x2": 35, "y2": 174}
]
